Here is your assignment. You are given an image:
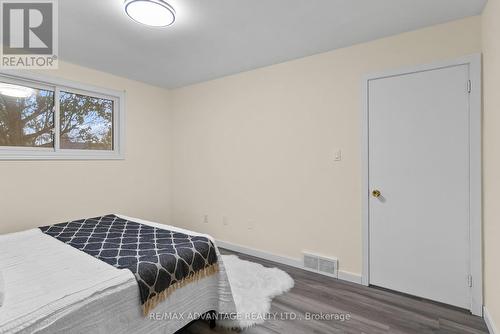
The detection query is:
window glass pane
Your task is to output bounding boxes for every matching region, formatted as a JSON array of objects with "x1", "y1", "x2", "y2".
[
  {"x1": 0, "y1": 82, "x2": 55, "y2": 147},
  {"x1": 59, "y1": 91, "x2": 113, "y2": 151}
]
